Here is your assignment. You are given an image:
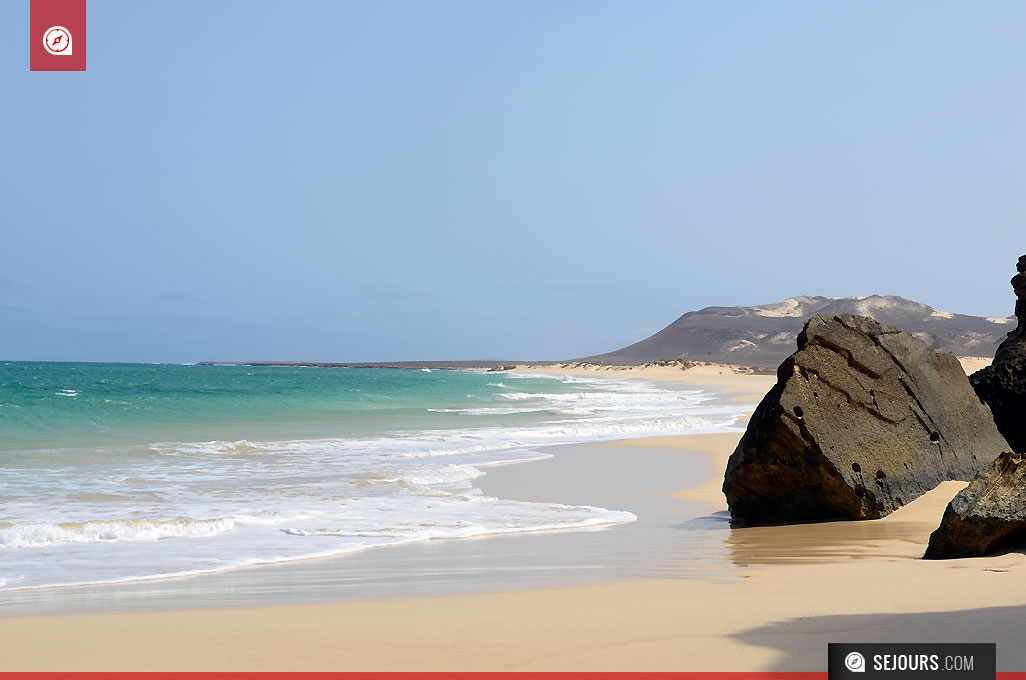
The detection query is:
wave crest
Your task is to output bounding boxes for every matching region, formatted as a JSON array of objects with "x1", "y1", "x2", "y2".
[{"x1": 0, "y1": 517, "x2": 237, "y2": 548}]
